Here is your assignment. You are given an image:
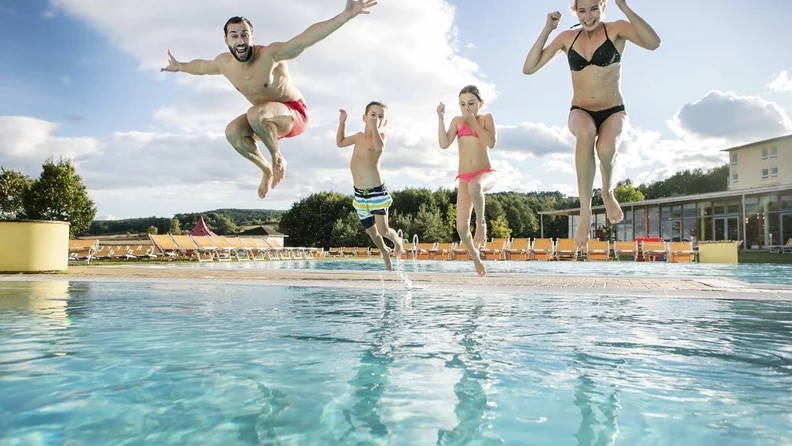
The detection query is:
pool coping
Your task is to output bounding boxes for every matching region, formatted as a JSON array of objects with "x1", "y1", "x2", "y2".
[{"x1": 1, "y1": 266, "x2": 791, "y2": 302}]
